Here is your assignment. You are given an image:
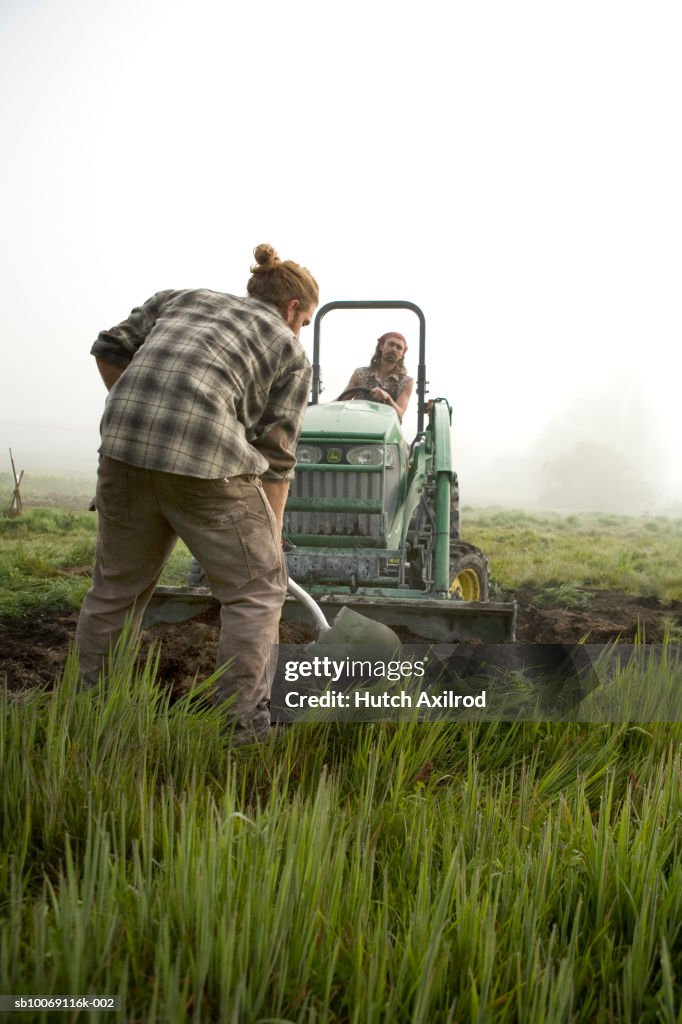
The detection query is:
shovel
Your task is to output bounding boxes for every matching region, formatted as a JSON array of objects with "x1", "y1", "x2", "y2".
[
  {"x1": 287, "y1": 577, "x2": 401, "y2": 661},
  {"x1": 186, "y1": 556, "x2": 401, "y2": 658}
]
